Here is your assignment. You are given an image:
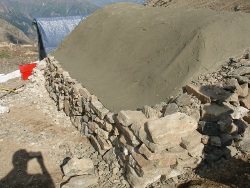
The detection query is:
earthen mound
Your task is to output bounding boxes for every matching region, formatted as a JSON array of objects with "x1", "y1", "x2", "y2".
[{"x1": 52, "y1": 2, "x2": 250, "y2": 112}]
